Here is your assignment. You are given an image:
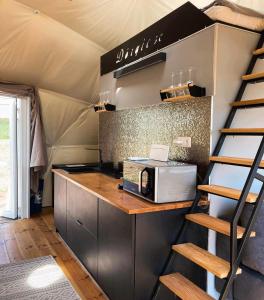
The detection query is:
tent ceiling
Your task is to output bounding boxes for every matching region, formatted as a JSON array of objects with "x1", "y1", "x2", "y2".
[
  {"x1": 16, "y1": 0, "x2": 264, "y2": 50},
  {"x1": 1, "y1": 0, "x2": 263, "y2": 102}
]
